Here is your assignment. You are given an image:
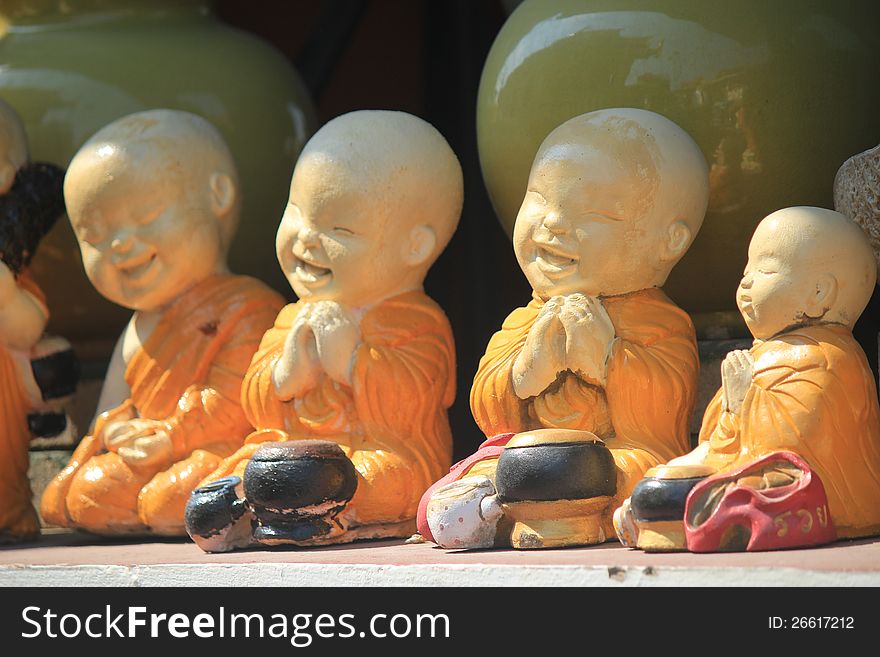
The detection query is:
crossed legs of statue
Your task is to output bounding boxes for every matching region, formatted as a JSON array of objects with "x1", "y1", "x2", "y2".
[{"x1": 40, "y1": 433, "x2": 224, "y2": 535}]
